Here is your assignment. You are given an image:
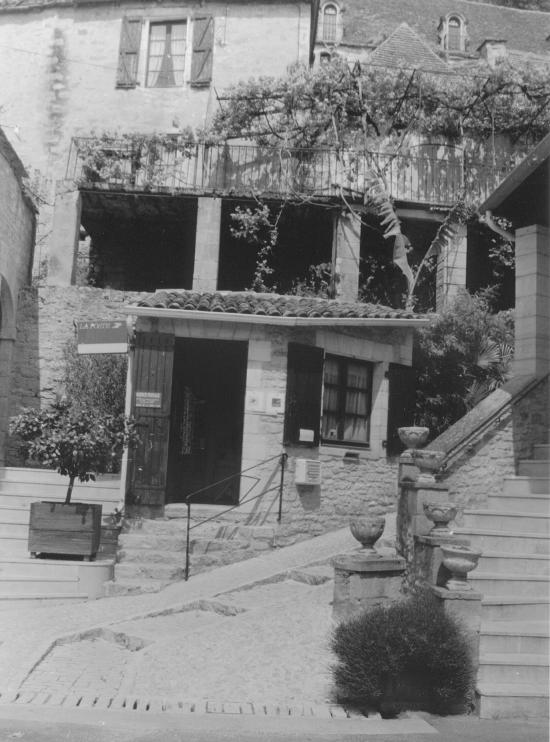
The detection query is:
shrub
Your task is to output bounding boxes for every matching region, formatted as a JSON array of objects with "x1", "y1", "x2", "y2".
[
  {"x1": 330, "y1": 592, "x2": 474, "y2": 716},
  {"x1": 63, "y1": 339, "x2": 127, "y2": 417}
]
